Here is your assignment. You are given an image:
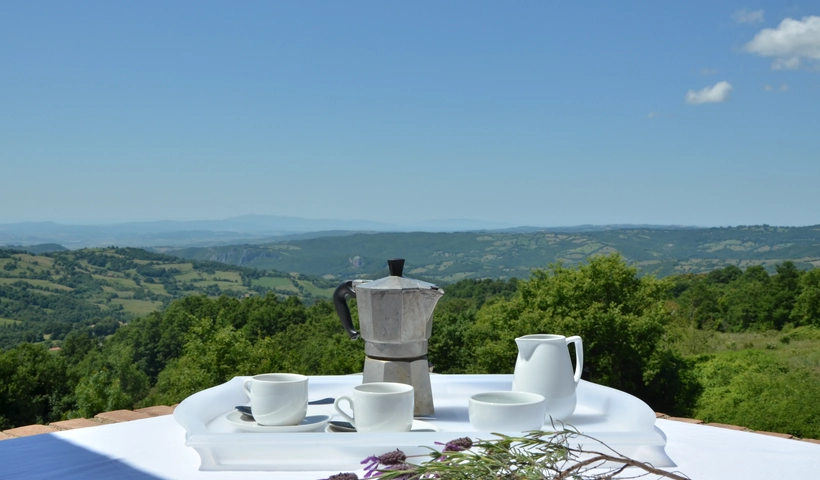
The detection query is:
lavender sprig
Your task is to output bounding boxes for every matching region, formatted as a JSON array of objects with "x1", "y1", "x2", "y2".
[
  {"x1": 361, "y1": 449, "x2": 408, "y2": 478},
  {"x1": 331, "y1": 430, "x2": 690, "y2": 480}
]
